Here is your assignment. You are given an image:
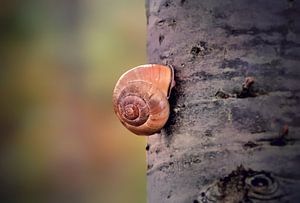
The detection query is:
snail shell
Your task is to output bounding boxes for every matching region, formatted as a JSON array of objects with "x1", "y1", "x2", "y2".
[{"x1": 113, "y1": 64, "x2": 175, "y2": 135}]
